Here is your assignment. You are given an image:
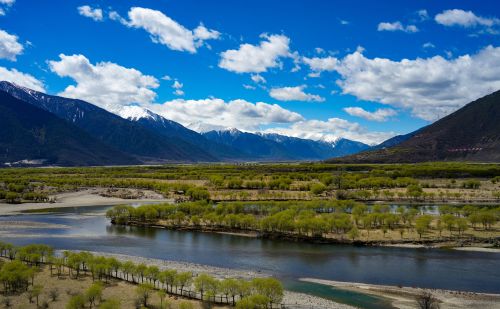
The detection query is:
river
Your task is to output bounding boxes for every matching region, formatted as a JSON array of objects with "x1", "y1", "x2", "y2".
[{"x1": 1, "y1": 204, "x2": 499, "y2": 308}]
